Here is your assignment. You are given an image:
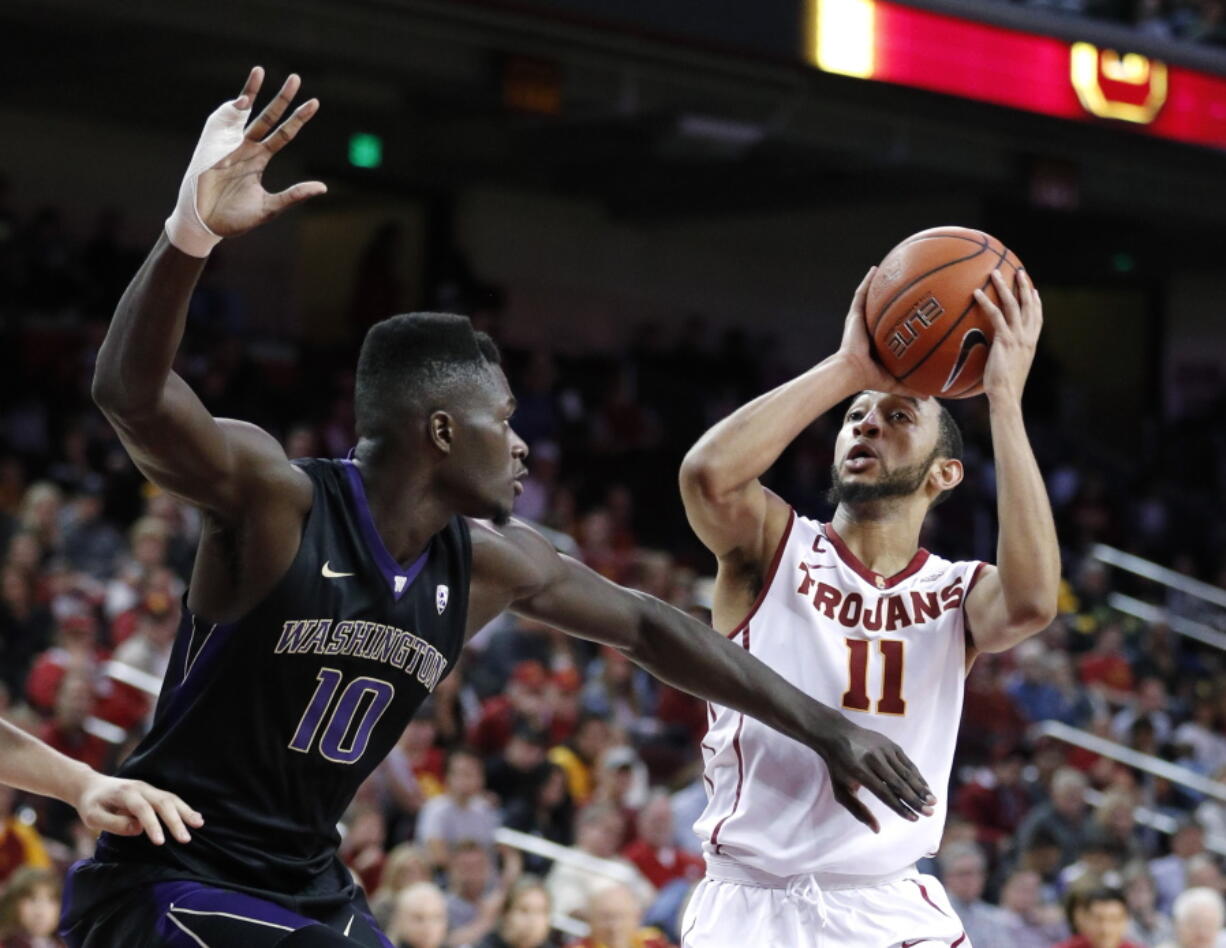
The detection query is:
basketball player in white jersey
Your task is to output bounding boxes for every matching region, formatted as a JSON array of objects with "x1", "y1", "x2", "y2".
[{"x1": 677, "y1": 266, "x2": 1059, "y2": 947}]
